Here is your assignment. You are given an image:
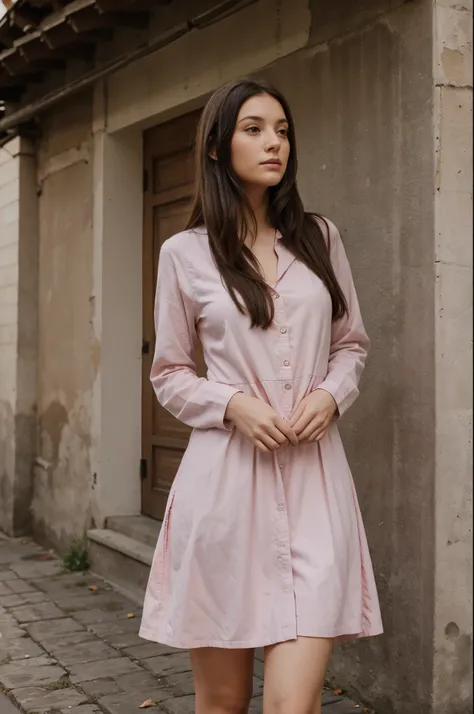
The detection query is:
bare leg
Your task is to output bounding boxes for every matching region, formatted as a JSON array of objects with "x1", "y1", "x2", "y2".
[
  {"x1": 190, "y1": 647, "x2": 255, "y2": 714},
  {"x1": 263, "y1": 637, "x2": 333, "y2": 714}
]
